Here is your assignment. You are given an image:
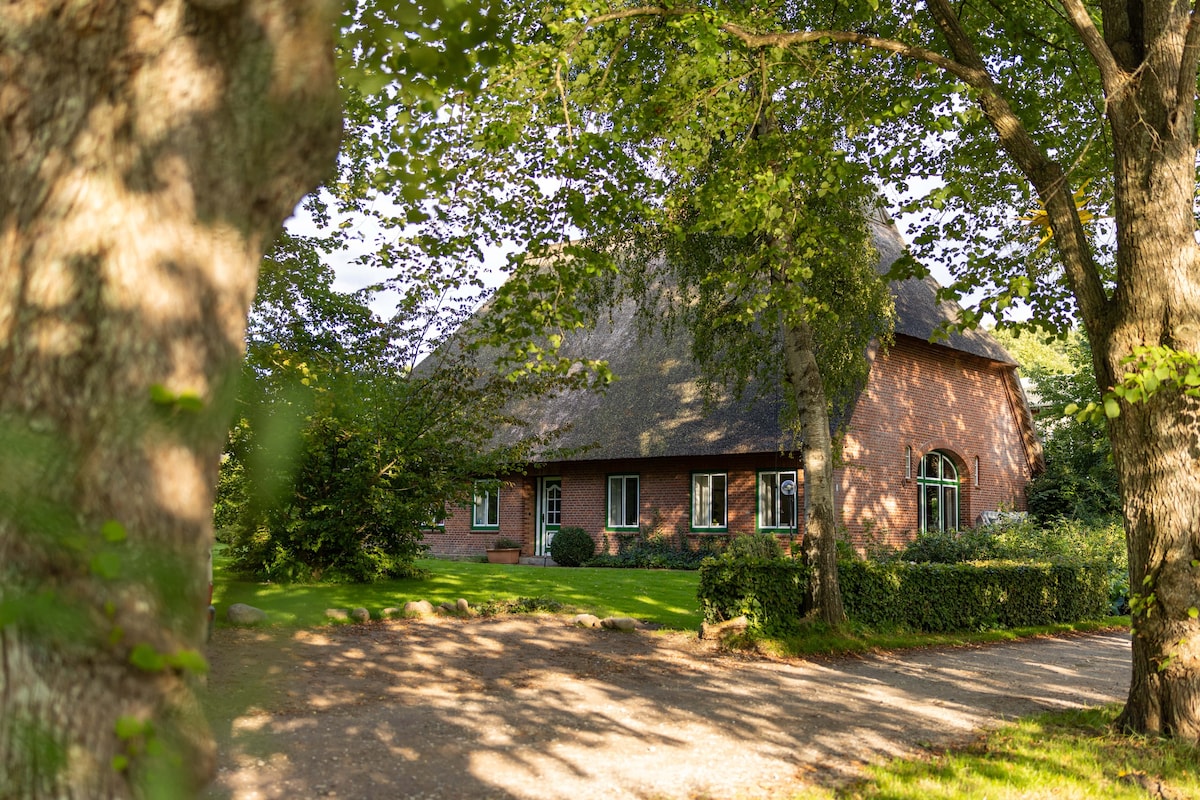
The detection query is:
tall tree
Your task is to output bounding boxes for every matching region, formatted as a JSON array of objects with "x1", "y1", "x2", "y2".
[
  {"x1": 0, "y1": 1, "x2": 492, "y2": 794},
  {"x1": 493, "y1": 1, "x2": 1200, "y2": 740},
  {"x1": 357, "y1": 4, "x2": 898, "y2": 625}
]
